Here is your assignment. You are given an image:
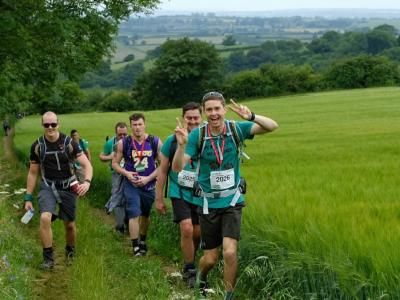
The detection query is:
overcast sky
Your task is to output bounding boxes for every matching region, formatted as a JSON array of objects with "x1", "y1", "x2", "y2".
[{"x1": 157, "y1": 0, "x2": 400, "y2": 12}]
